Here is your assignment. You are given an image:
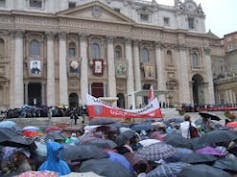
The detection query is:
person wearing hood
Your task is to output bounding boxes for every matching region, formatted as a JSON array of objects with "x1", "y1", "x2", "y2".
[{"x1": 38, "y1": 141, "x2": 71, "y2": 176}]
